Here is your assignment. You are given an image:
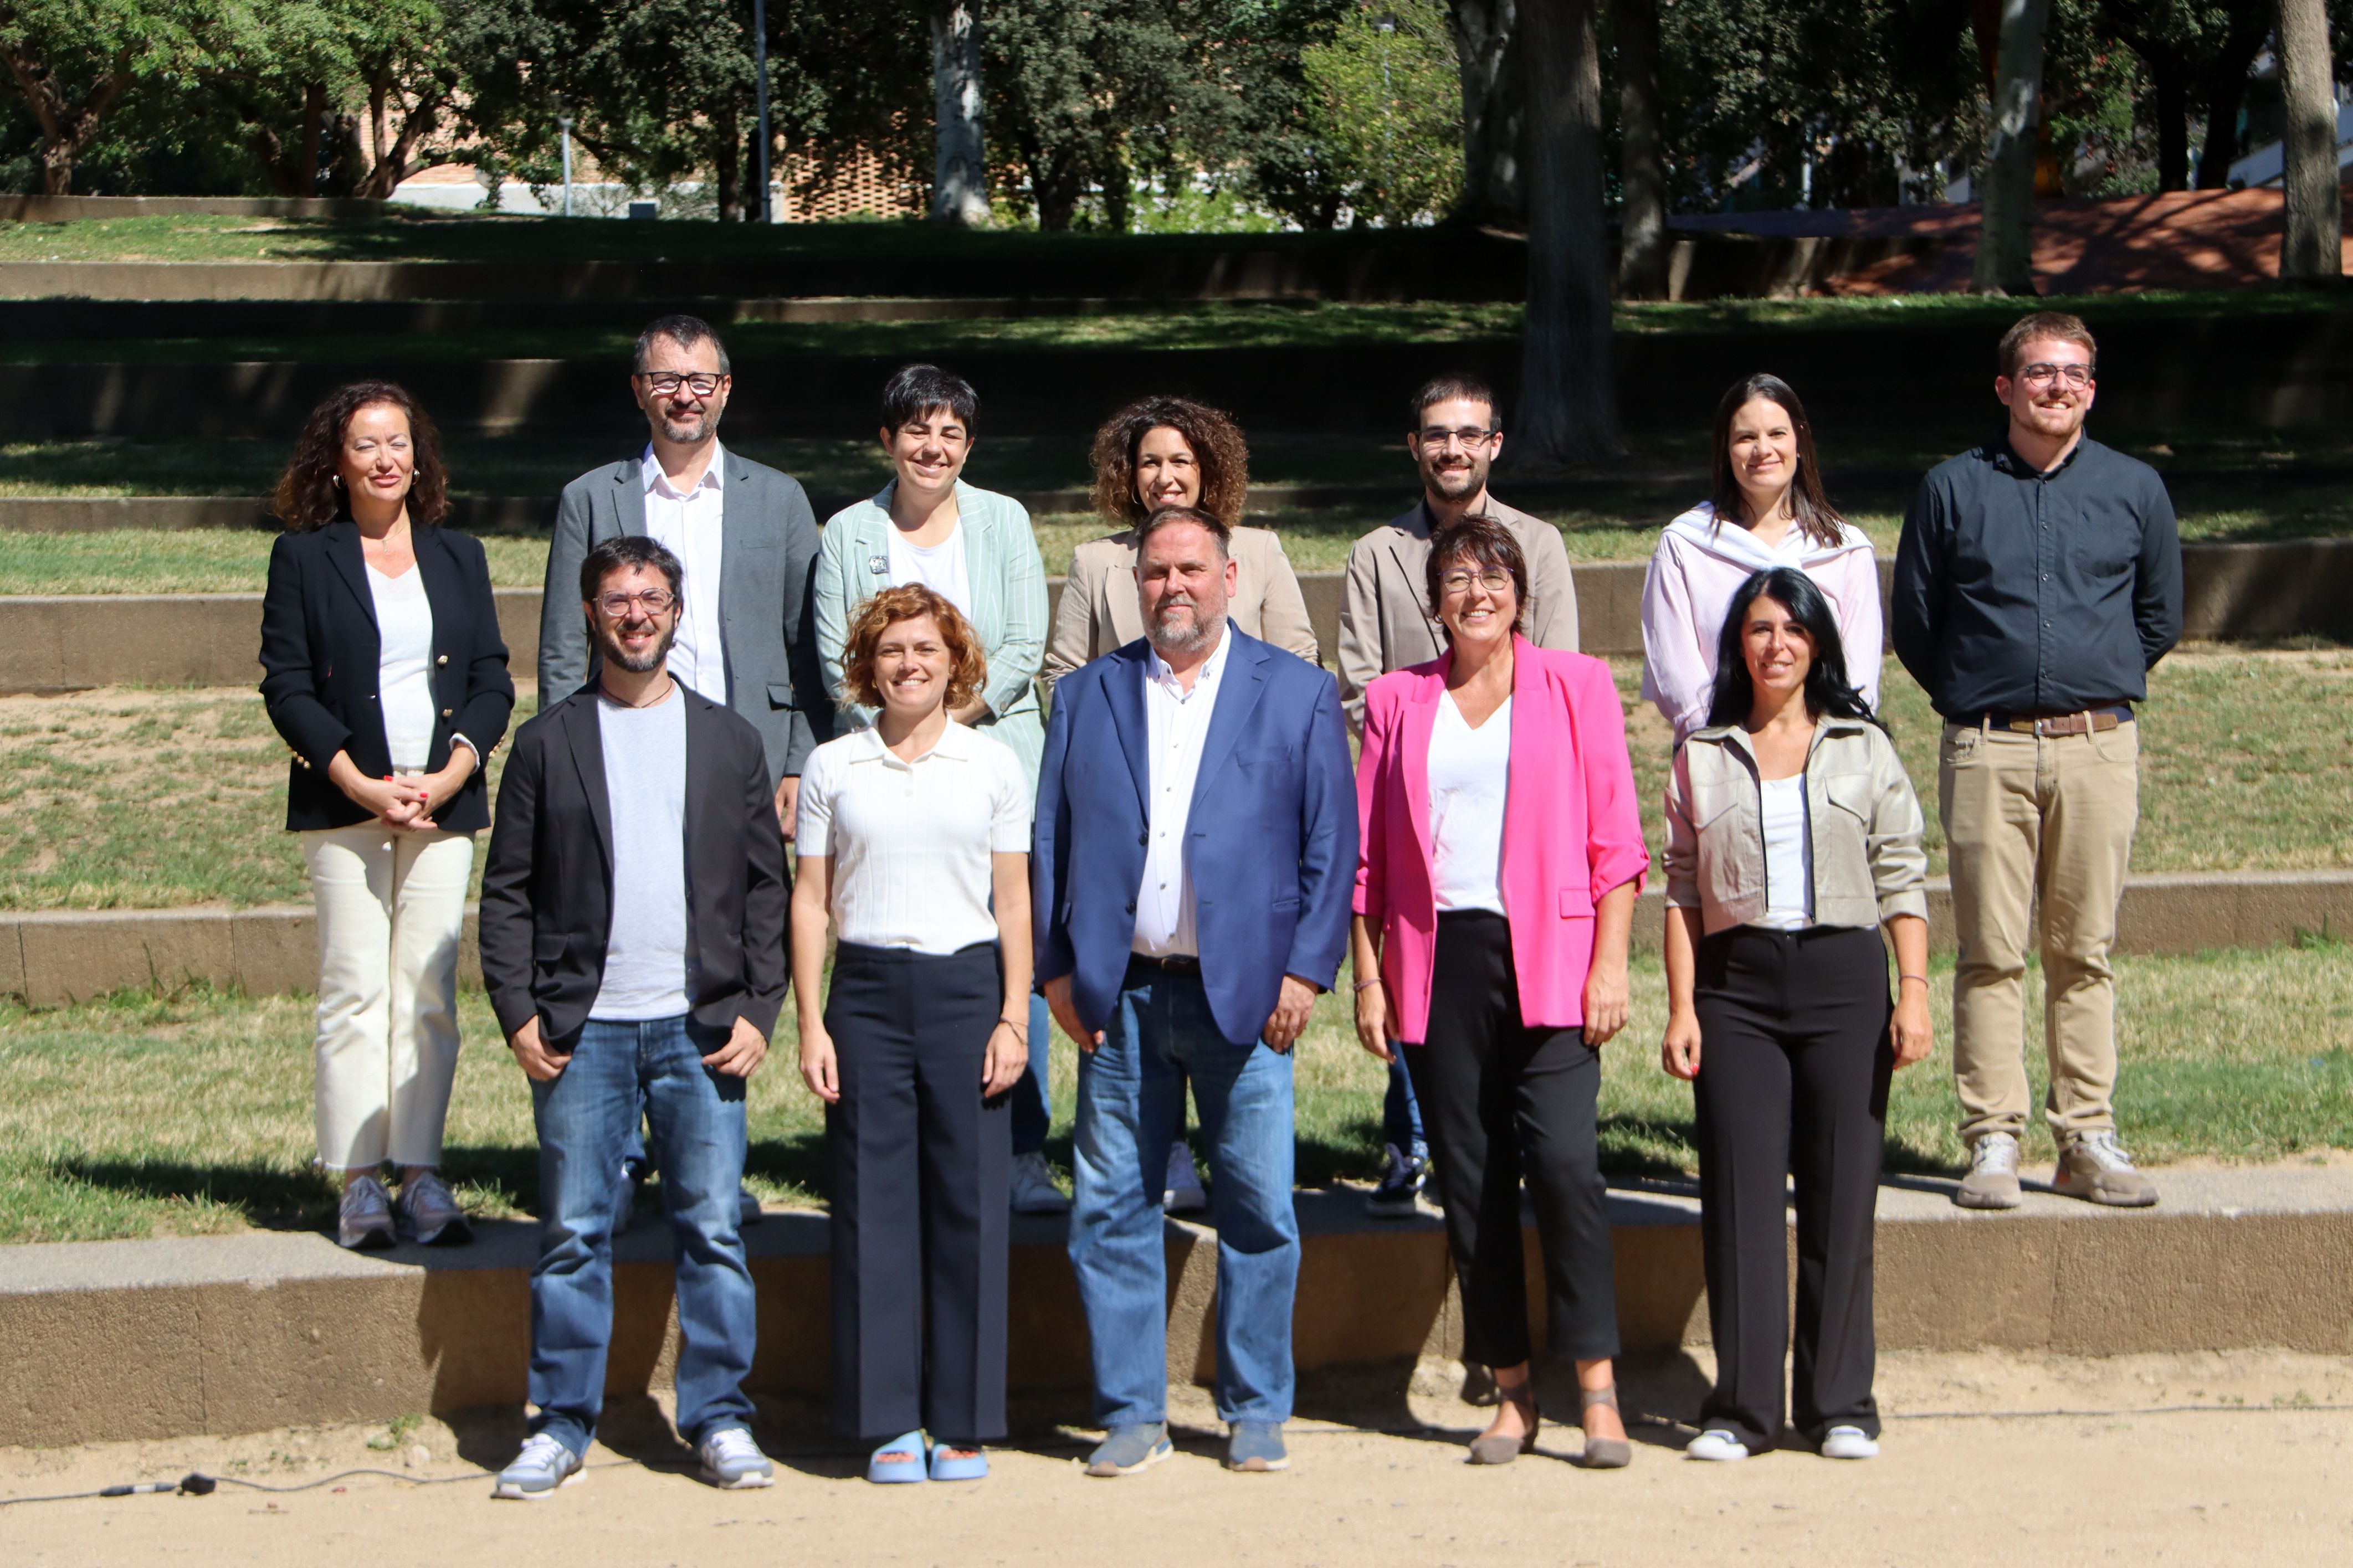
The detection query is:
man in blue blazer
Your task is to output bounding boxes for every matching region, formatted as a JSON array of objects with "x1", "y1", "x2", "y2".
[{"x1": 1034, "y1": 506, "x2": 1356, "y2": 1478}]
